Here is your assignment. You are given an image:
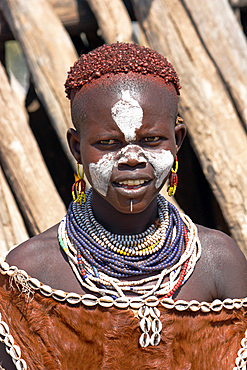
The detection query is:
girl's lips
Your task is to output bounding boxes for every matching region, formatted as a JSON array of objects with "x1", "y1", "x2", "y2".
[
  {"x1": 118, "y1": 179, "x2": 148, "y2": 186},
  {"x1": 112, "y1": 179, "x2": 151, "y2": 190}
]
